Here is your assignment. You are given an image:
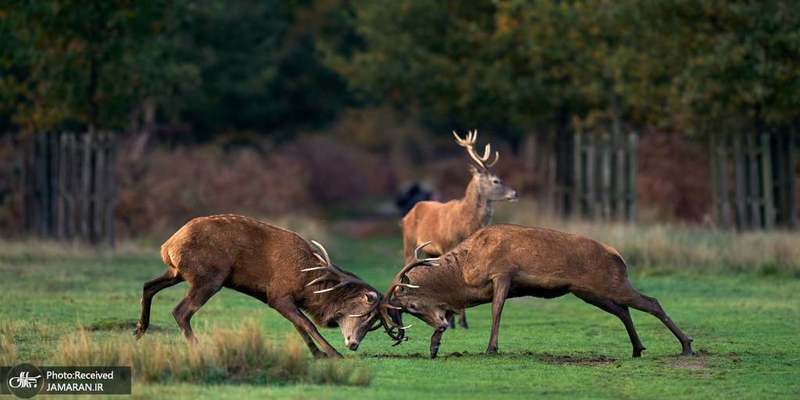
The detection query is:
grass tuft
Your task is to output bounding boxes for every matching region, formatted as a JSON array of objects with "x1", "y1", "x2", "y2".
[
  {"x1": 0, "y1": 336, "x2": 17, "y2": 365},
  {"x1": 46, "y1": 321, "x2": 370, "y2": 386}
]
